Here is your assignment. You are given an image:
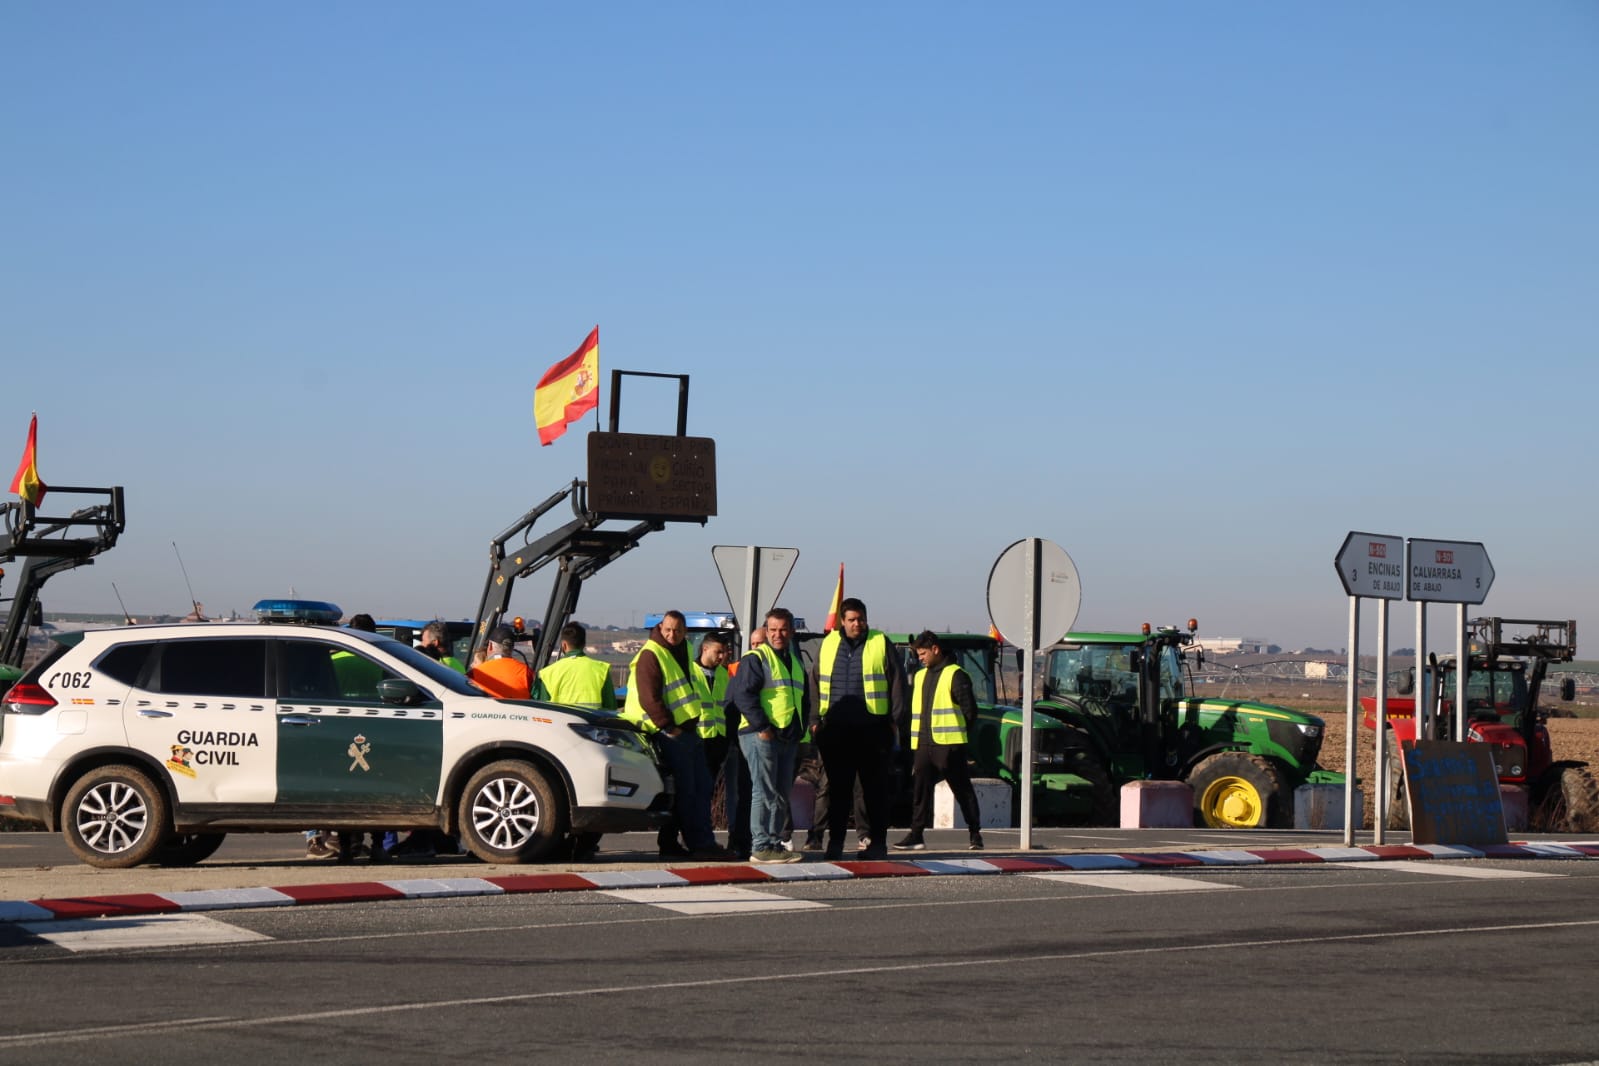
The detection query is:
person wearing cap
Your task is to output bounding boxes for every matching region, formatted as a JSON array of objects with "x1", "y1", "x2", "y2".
[
  {"x1": 469, "y1": 623, "x2": 535, "y2": 700},
  {"x1": 895, "y1": 630, "x2": 984, "y2": 851},
  {"x1": 620, "y1": 610, "x2": 734, "y2": 861}
]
